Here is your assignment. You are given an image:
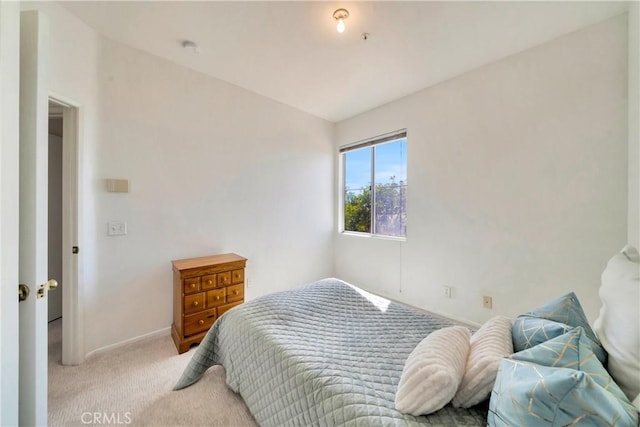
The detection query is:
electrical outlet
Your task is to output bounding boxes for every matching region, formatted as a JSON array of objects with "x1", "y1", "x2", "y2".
[
  {"x1": 443, "y1": 286, "x2": 452, "y2": 298},
  {"x1": 483, "y1": 295, "x2": 493, "y2": 309},
  {"x1": 246, "y1": 278, "x2": 253, "y2": 288},
  {"x1": 107, "y1": 221, "x2": 127, "y2": 236}
]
